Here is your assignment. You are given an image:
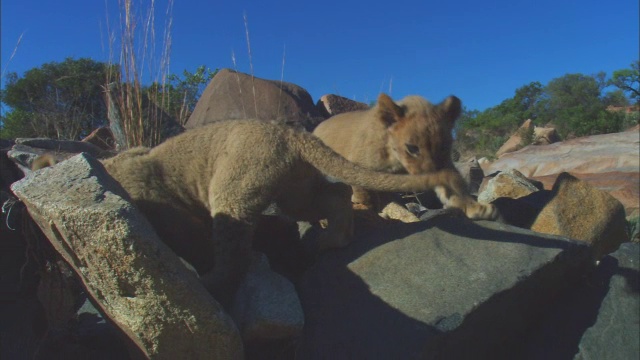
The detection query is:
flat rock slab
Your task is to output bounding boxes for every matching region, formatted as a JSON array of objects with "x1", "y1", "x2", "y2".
[
  {"x1": 518, "y1": 243, "x2": 639, "y2": 360},
  {"x1": 297, "y1": 215, "x2": 592, "y2": 359},
  {"x1": 575, "y1": 242, "x2": 639, "y2": 359}
]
